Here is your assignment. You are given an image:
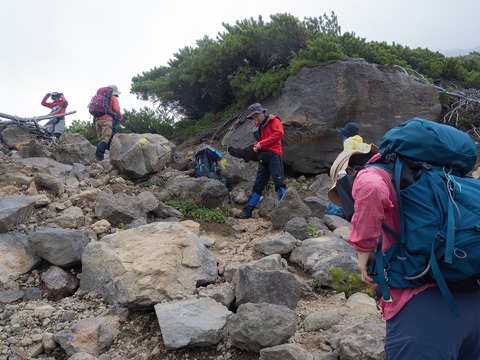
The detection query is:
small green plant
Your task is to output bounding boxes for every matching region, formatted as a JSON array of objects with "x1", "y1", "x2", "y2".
[
  {"x1": 265, "y1": 180, "x2": 275, "y2": 192},
  {"x1": 286, "y1": 180, "x2": 302, "y2": 191},
  {"x1": 117, "y1": 223, "x2": 126, "y2": 229},
  {"x1": 328, "y1": 266, "x2": 376, "y2": 298},
  {"x1": 164, "y1": 199, "x2": 230, "y2": 223},
  {"x1": 164, "y1": 199, "x2": 189, "y2": 214},
  {"x1": 439, "y1": 92, "x2": 450, "y2": 107},
  {"x1": 308, "y1": 223, "x2": 317, "y2": 237},
  {"x1": 189, "y1": 207, "x2": 227, "y2": 223},
  {"x1": 125, "y1": 179, "x2": 134, "y2": 186},
  {"x1": 311, "y1": 279, "x2": 323, "y2": 292},
  {"x1": 290, "y1": 183, "x2": 302, "y2": 191}
]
